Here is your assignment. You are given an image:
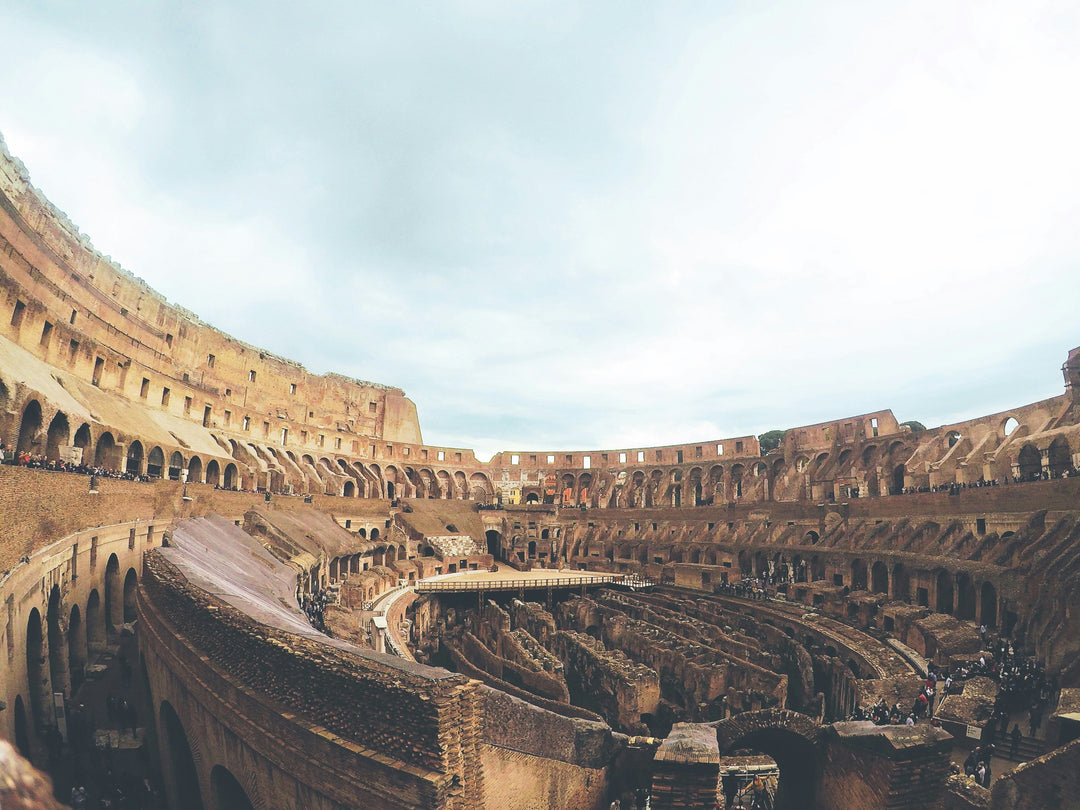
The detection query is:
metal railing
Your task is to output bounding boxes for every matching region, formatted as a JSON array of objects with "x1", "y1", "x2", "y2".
[{"x1": 415, "y1": 574, "x2": 655, "y2": 593}]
